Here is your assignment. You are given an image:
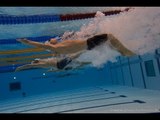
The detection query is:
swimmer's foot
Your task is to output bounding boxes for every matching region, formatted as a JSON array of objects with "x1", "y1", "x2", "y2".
[
  {"x1": 15, "y1": 67, "x2": 21, "y2": 72},
  {"x1": 121, "y1": 50, "x2": 136, "y2": 57}
]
